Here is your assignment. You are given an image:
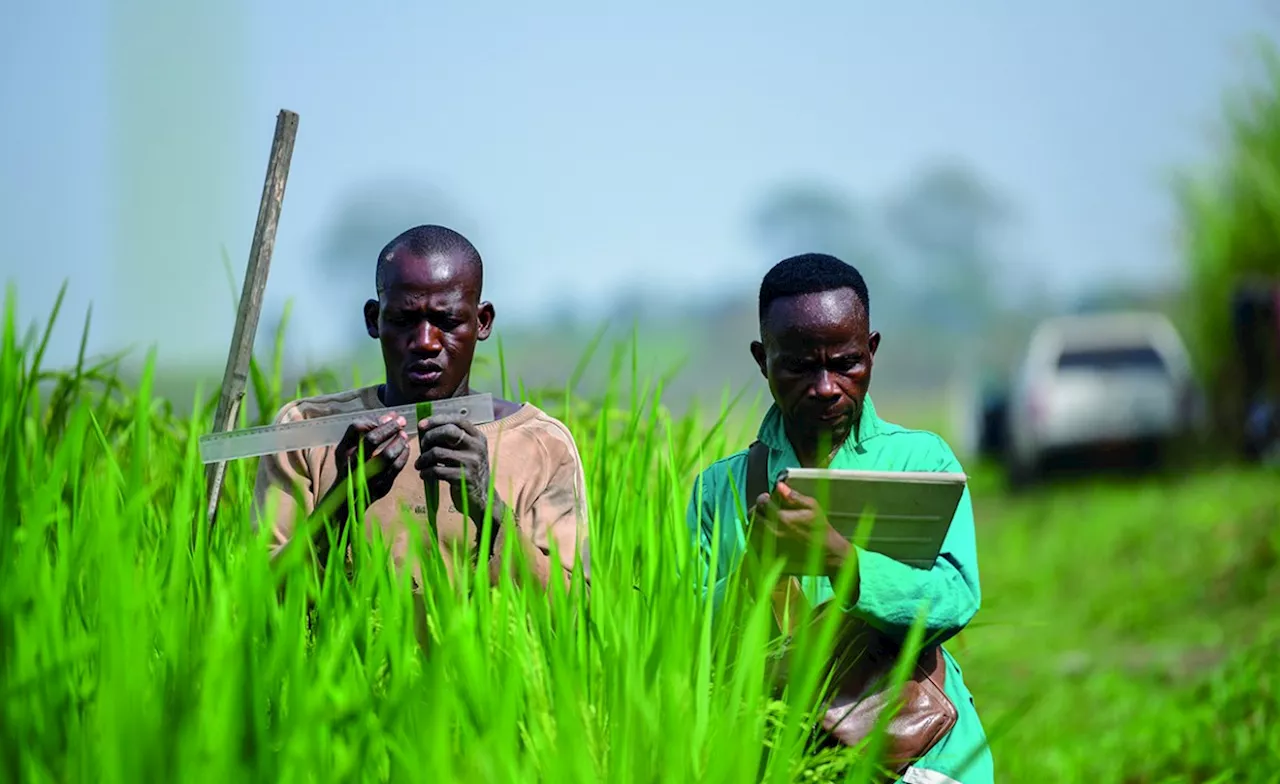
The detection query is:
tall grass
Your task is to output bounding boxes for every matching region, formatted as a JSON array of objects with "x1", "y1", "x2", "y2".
[
  {"x1": 1178, "y1": 38, "x2": 1280, "y2": 437},
  {"x1": 7, "y1": 279, "x2": 1280, "y2": 781},
  {"x1": 0, "y1": 283, "x2": 935, "y2": 783},
  {"x1": 961, "y1": 458, "x2": 1280, "y2": 781}
]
